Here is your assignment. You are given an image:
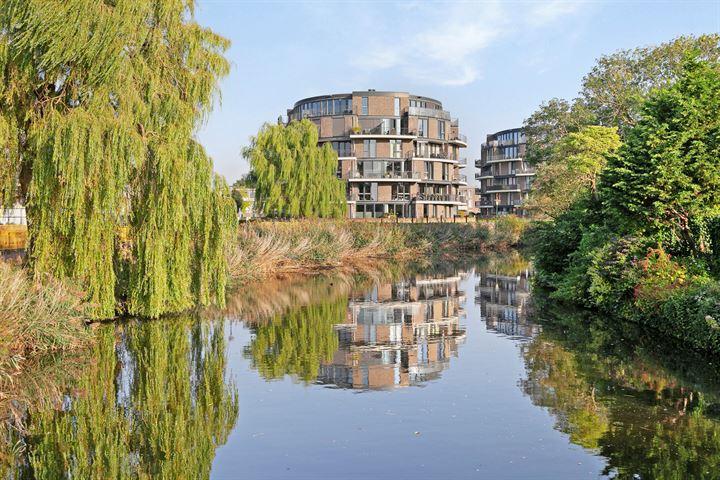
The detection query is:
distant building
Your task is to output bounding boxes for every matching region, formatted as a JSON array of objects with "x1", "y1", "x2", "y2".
[
  {"x1": 457, "y1": 185, "x2": 478, "y2": 216},
  {"x1": 475, "y1": 128, "x2": 535, "y2": 216},
  {"x1": 0, "y1": 203, "x2": 26, "y2": 225},
  {"x1": 238, "y1": 188, "x2": 256, "y2": 219},
  {"x1": 287, "y1": 91, "x2": 468, "y2": 219}
]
